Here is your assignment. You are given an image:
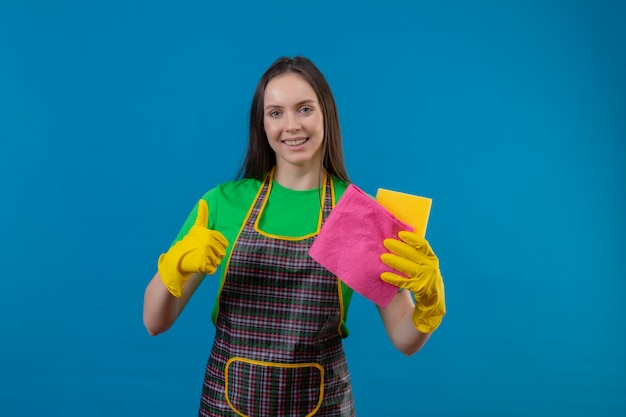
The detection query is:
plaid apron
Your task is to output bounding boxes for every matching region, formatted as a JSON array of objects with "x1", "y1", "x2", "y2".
[{"x1": 198, "y1": 172, "x2": 355, "y2": 417}]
